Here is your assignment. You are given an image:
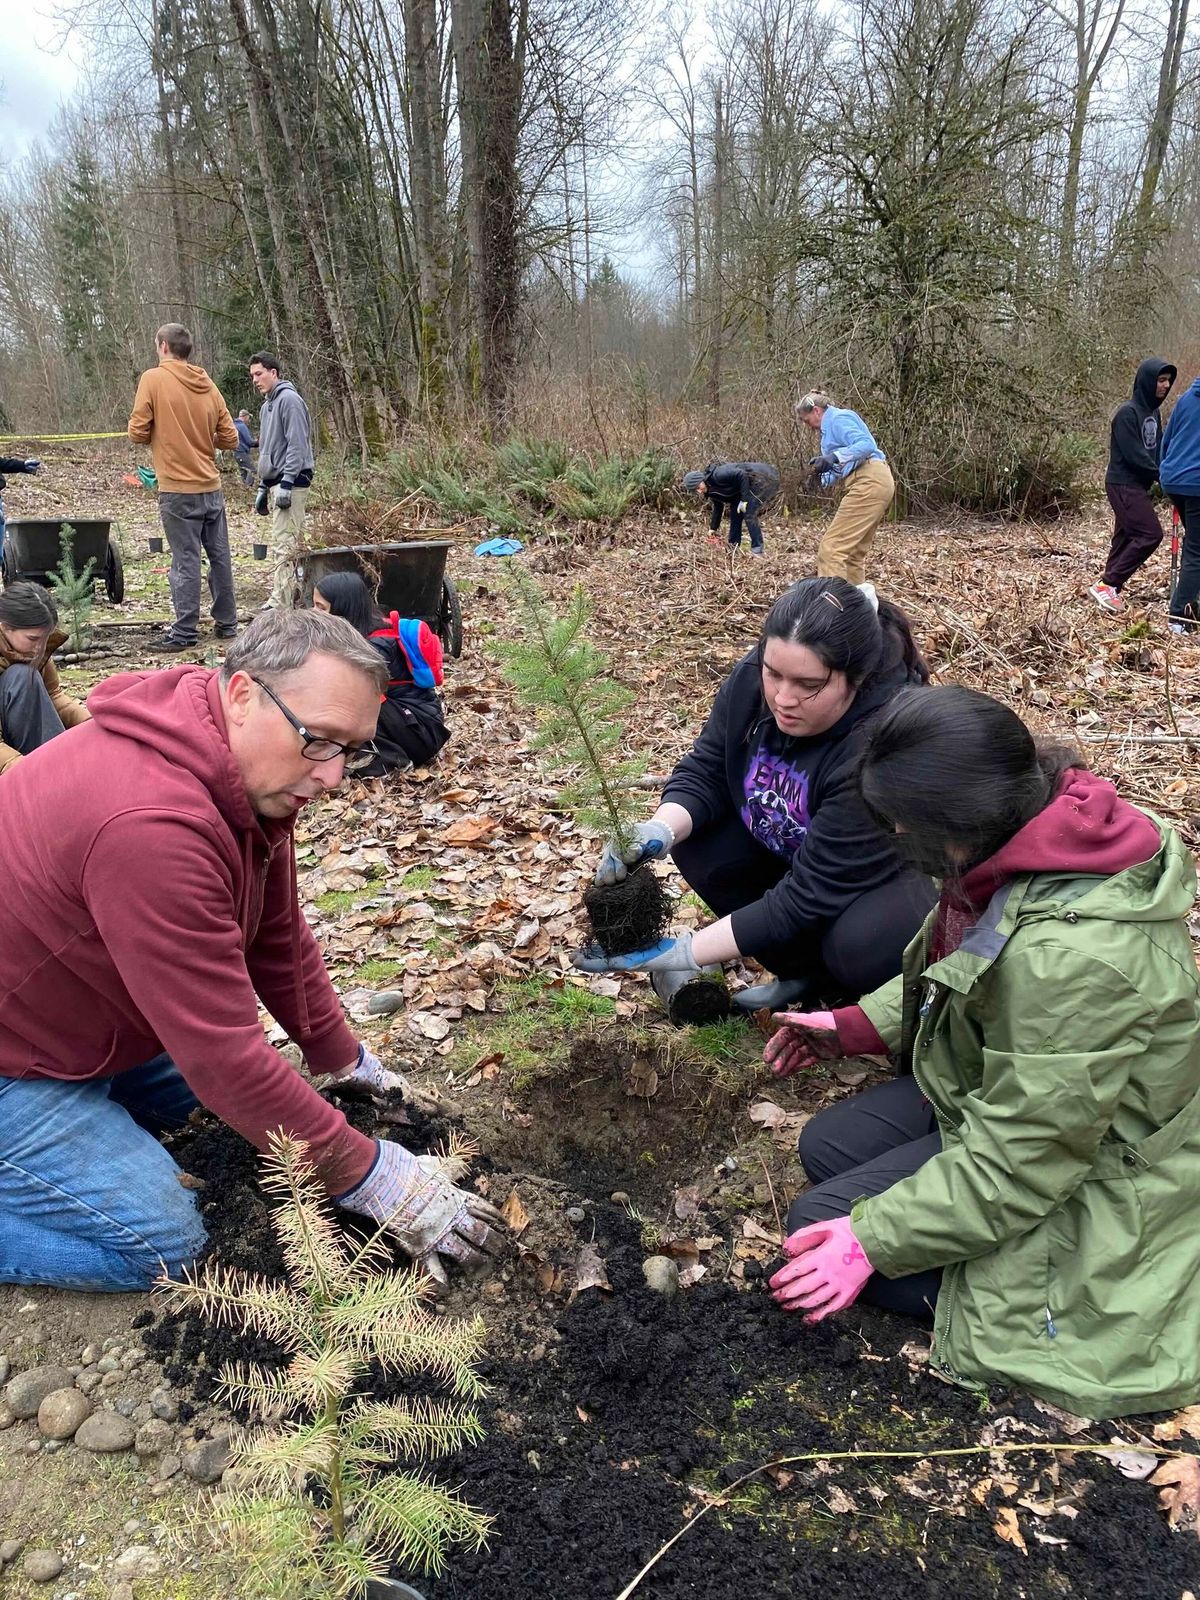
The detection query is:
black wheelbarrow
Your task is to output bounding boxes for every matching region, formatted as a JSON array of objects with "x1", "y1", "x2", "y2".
[
  {"x1": 1, "y1": 517, "x2": 125, "y2": 602},
  {"x1": 296, "y1": 541, "x2": 462, "y2": 657}
]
